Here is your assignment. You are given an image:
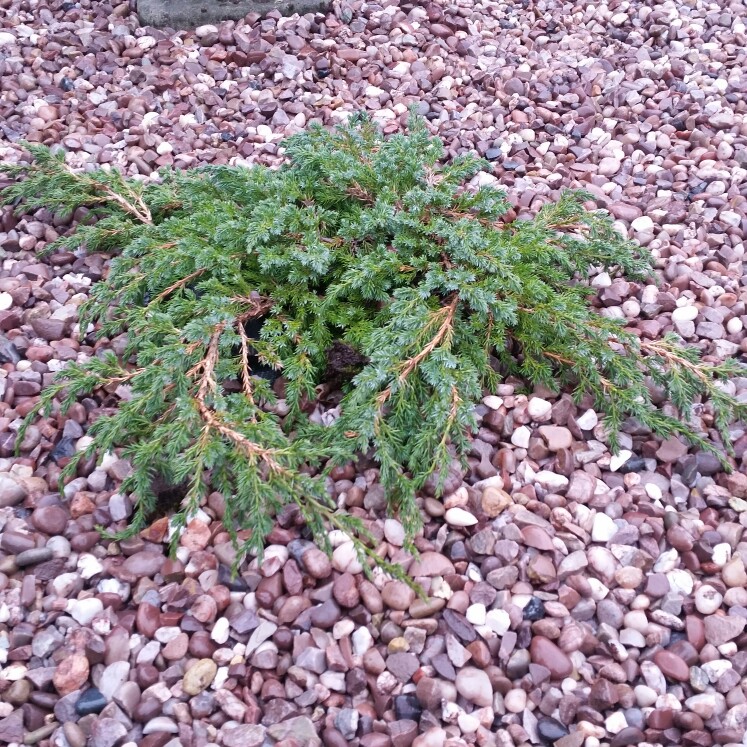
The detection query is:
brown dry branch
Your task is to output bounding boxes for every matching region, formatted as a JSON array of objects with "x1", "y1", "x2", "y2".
[
  {"x1": 96, "y1": 366, "x2": 147, "y2": 386},
  {"x1": 437, "y1": 385, "x2": 462, "y2": 452},
  {"x1": 154, "y1": 268, "x2": 207, "y2": 303},
  {"x1": 237, "y1": 320, "x2": 256, "y2": 417},
  {"x1": 194, "y1": 323, "x2": 288, "y2": 475},
  {"x1": 639, "y1": 339, "x2": 710, "y2": 385},
  {"x1": 375, "y1": 295, "x2": 459, "y2": 416},
  {"x1": 542, "y1": 350, "x2": 576, "y2": 366},
  {"x1": 234, "y1": 295, "x2": 274, "y2": 322},
  {"x1": 396, "y1": 294, "x2": 459, "y2": 384},
  {"x1": 64, "y1": 164, "x2": 153, "y2": 224},
  {"x1": 347, "y1": 182, "x2": 375, "y2": 204}
]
